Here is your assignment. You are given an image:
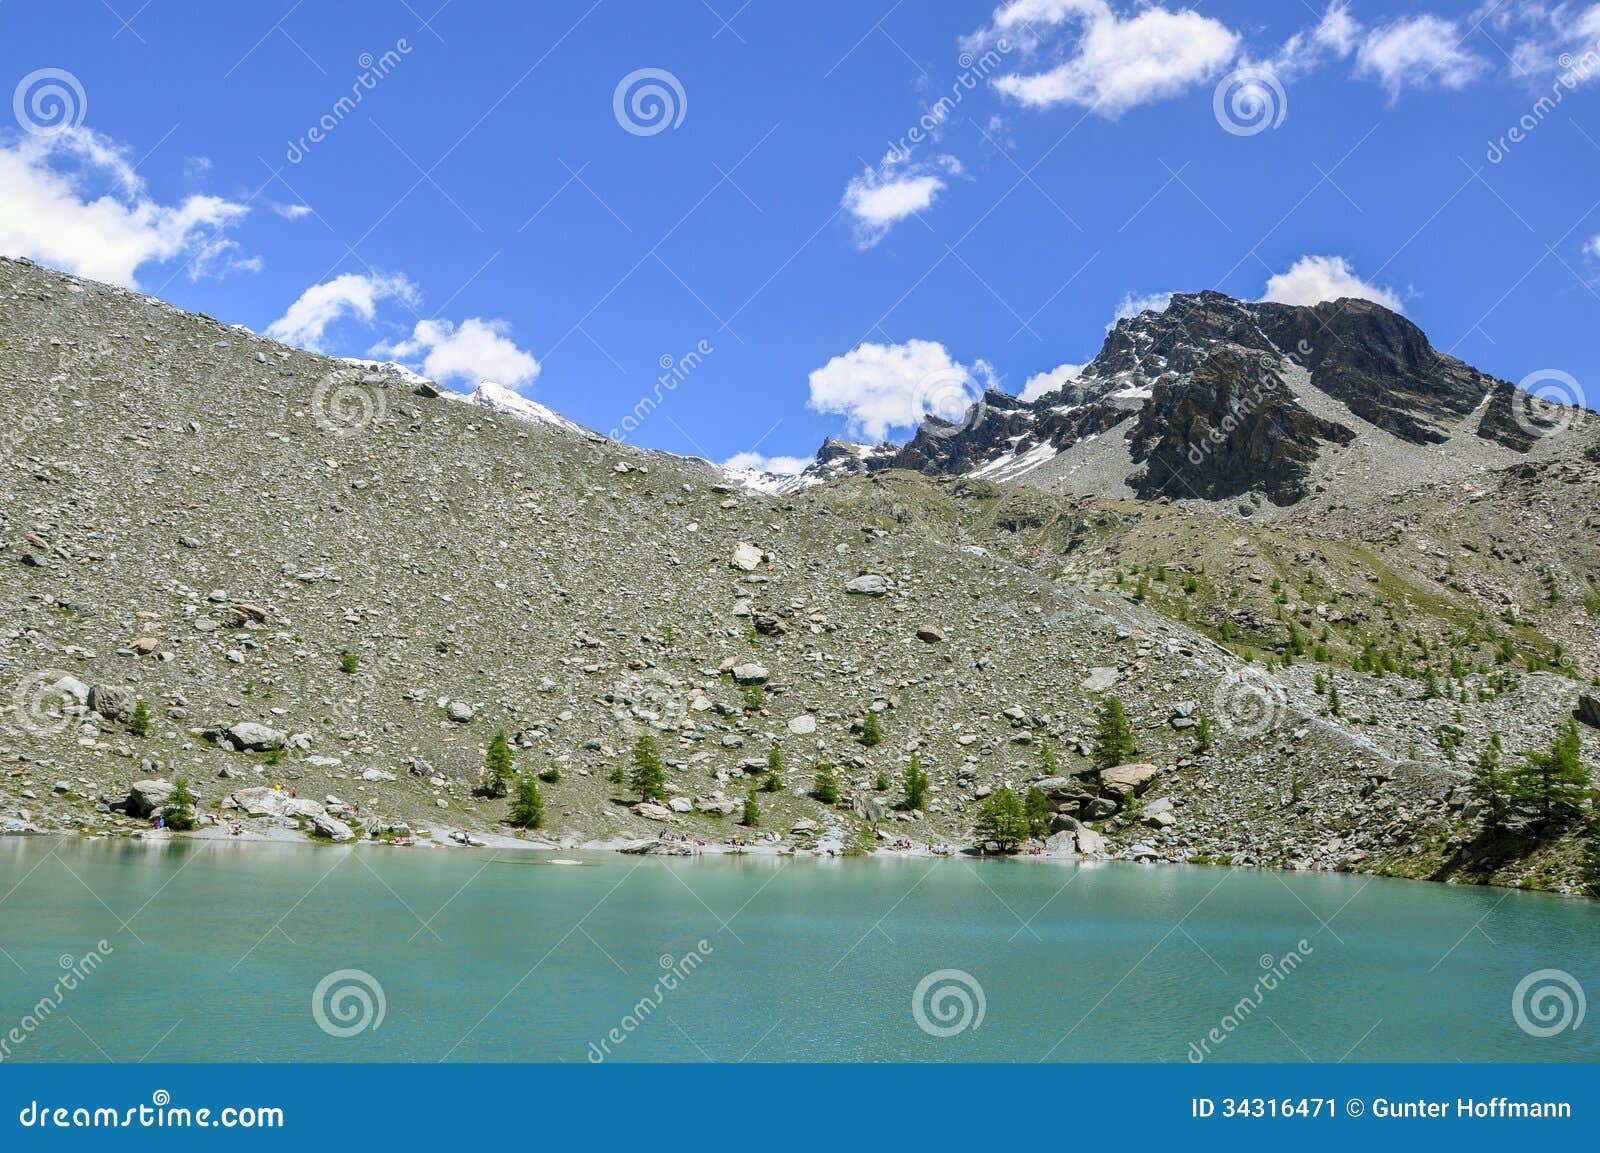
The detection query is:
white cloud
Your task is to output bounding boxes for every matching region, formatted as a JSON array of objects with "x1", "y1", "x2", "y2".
[
  {"x1": 379, "y1": 317, "x2": 541, "y2": 389},
  {"x1": 722, "y1": 451, "x2": 810, "y2": 475},
  {"x1": 1496, "y1": 2, "x2": 1600, "y2": 84},
  {"x1": 808, "y1": 339, "x2": 980, "y2": 440},
  {"x1": 1585, "y1": 235, "x2": 1600, "y2": 260},
  {"x1": 265, "y1": 272, "x2": 418, "y2": 351},
  {"x1": 1354, "y1": 15, "x2": 1486, "y2": 96},
  {"x1": 1019, "y1": 362, "x2": 1084, "y2": 402},
  {"x1": 977, "y1": 0, "x2": 1240, "y2": 115},
  {"x1": 1260, "y1": 1, "x2": 1361, "y2": 80},
  {"x1": 274, "y1": 203, "x2": 313, "y2": 220},
  {"x1": 1260, "y1": 255, "x2": 1404, "y2": 312},
  {"x1": 0, "y1": 127, "x2": 252, "y2": 289},
  {"x1": 841, "y1": 155, "x2": 962, "y2": 247},
  {"x1": 1113, "y1": 291, "x2": 1174, "y2": 325}
]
